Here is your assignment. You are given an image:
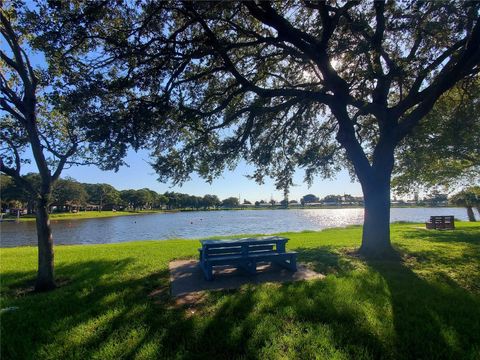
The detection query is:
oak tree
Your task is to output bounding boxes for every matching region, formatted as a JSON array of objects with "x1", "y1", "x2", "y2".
[
  {"x1": 39, "y1": 1, "x2": 480, "y2": 257},
  {"x1": 0, "y1": 4, "x2": 126, "y2": 290}
]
